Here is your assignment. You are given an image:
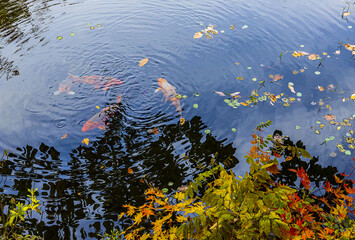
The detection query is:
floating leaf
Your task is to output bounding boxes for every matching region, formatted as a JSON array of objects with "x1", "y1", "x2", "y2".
[
  {"x1": 318, "y1": 86, "x2": 324, "y2": 92},
  {"x1": 334, "y1": 50, "x2": 341, "y2": 55},
  {"x1": 230, "y1": 25, "x2": 235, "y2": 30},
  {"x1": 168, "y1": 182, "x2": 174, "y2": 186},
  {"x1": 61, "y1": 133, "x2": 68, "y2": 140},
  {"x1": 324, "y1": 114, "x2": 336, "y2": 121},
  {"x1": 252, "y1": 77, "x2": 257, "y2": 81},
  {"x1": 296, "y1": 92, "x2": 302, "y2": 97},
  {"x1": 175, "y1": 94, "x2": 181, "y2": 99},
  {"x1": 153, "y1": 128, "x2": 159, "y2": 134},
  {"x1": 300, "y1": 45, "x2": 304, "y2": 48},
  {"x1": 322, "y1": 52, "x2": 327, "y2": 56},
  {"x1": 237, "y1": 76, "x2": 244, "y2": 80},
  {"x1": 351, "y1": 93, "x2": 355, "y2": 101},
  {"x1": 296, "y1": 126, "x2": 301, "y2": 130},
  {"x1": 329, "y1": 136, "x2": 335, "y2": 140},
  {"x1": 293, "y1": 70, "x2": 298, "y2": 74},
  {"x1": 193, "y1": 32, "x2": 203, "y2": 38},
  {"x1": 308, "y1": 54, "x2": 317, "y2": 61},
  {"x1": 232, "y1": 128, "x2": 237, "y2": 132},
  {"x1": 96, "y1": 106, "x2": 100, "y2": 109},
  {"x1": 194, "y1": 93, "x2": 200, "y2": 96},
  {"x1": 314, "y1": 71, "x2": 321, "y2": 75},
  {"x1": 316, "y1": 121, "x2": 321, "y2": 124},
  {"x1": 97, "y1": 24, "x2": 102, "y2": 27},
  {"x1": 162, "y1": 188, "x2": 168, "y2": 193},
  {"x1": 214, "y1": 91, "x2": 225, "y2": 96},
  {"x1": 342, "y1": 11, "x2": 351, "y2": 16},
  {"x1": 57, "y1": 36, "x2": 63, "y2": 40},
  {"x1": 90, "y1": 26, "x2": 95, "y2": 30},
  {"x1": 319, "y1": 124, "x2": 325, "y2": 129},
  {"x1": 230, "y1": 91, "x2": 240, "y2": 97},
  {"x1": 128, "y1": 168, "x2": 133, "y2": 174},
  {"x1": 247, "y1": 67, "x2": 252, "y2": 70},
  {"x1": 182, "y1": 95, "x2": 187, "y2": 99},
  {"x1": 193, "y1": 104, "x2": 198, "y2": 108},
  {"x1": 272, "y1": 74, "x2": 284, "y2": 82},
  {"x1": 70, "y1": 33, "x2": 75, "y2": 36},
  {"x1": 180, "y1": 118, "x2": 185, "y2": 125},
  {"x1": 82, "y1": 138, "x2": 89, "y2": 145},
  {"x1": 220, "y1": 30, "x2": 225, "y2": 33},
  {"x1": 235, "y1": 62, "x2": 239, "y2": 65},
  {"x1": 314, "y1": 130, "x2": 320, "y2": 134},
  {"x1": 204, "y1": 129, "x2": 211, "y2": 134},
  {"x1": 300, "y1": 69, "x2": 305, "y2": 73},
  {"x1": 241, "y1": 25, "x2": 248, "y2": 29},
  {"x1": 138, "y1": 58, "x2": 148, "y2": 67},
  {"x1": 330, "y1": 152, "x2": 337, "y2": 157},
  {"x1": 345, "y1": 150, "x2": 351, "y2": 155},
  {"x1": 348, "y1": 26, "x2": 352, "y2": 29}
]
